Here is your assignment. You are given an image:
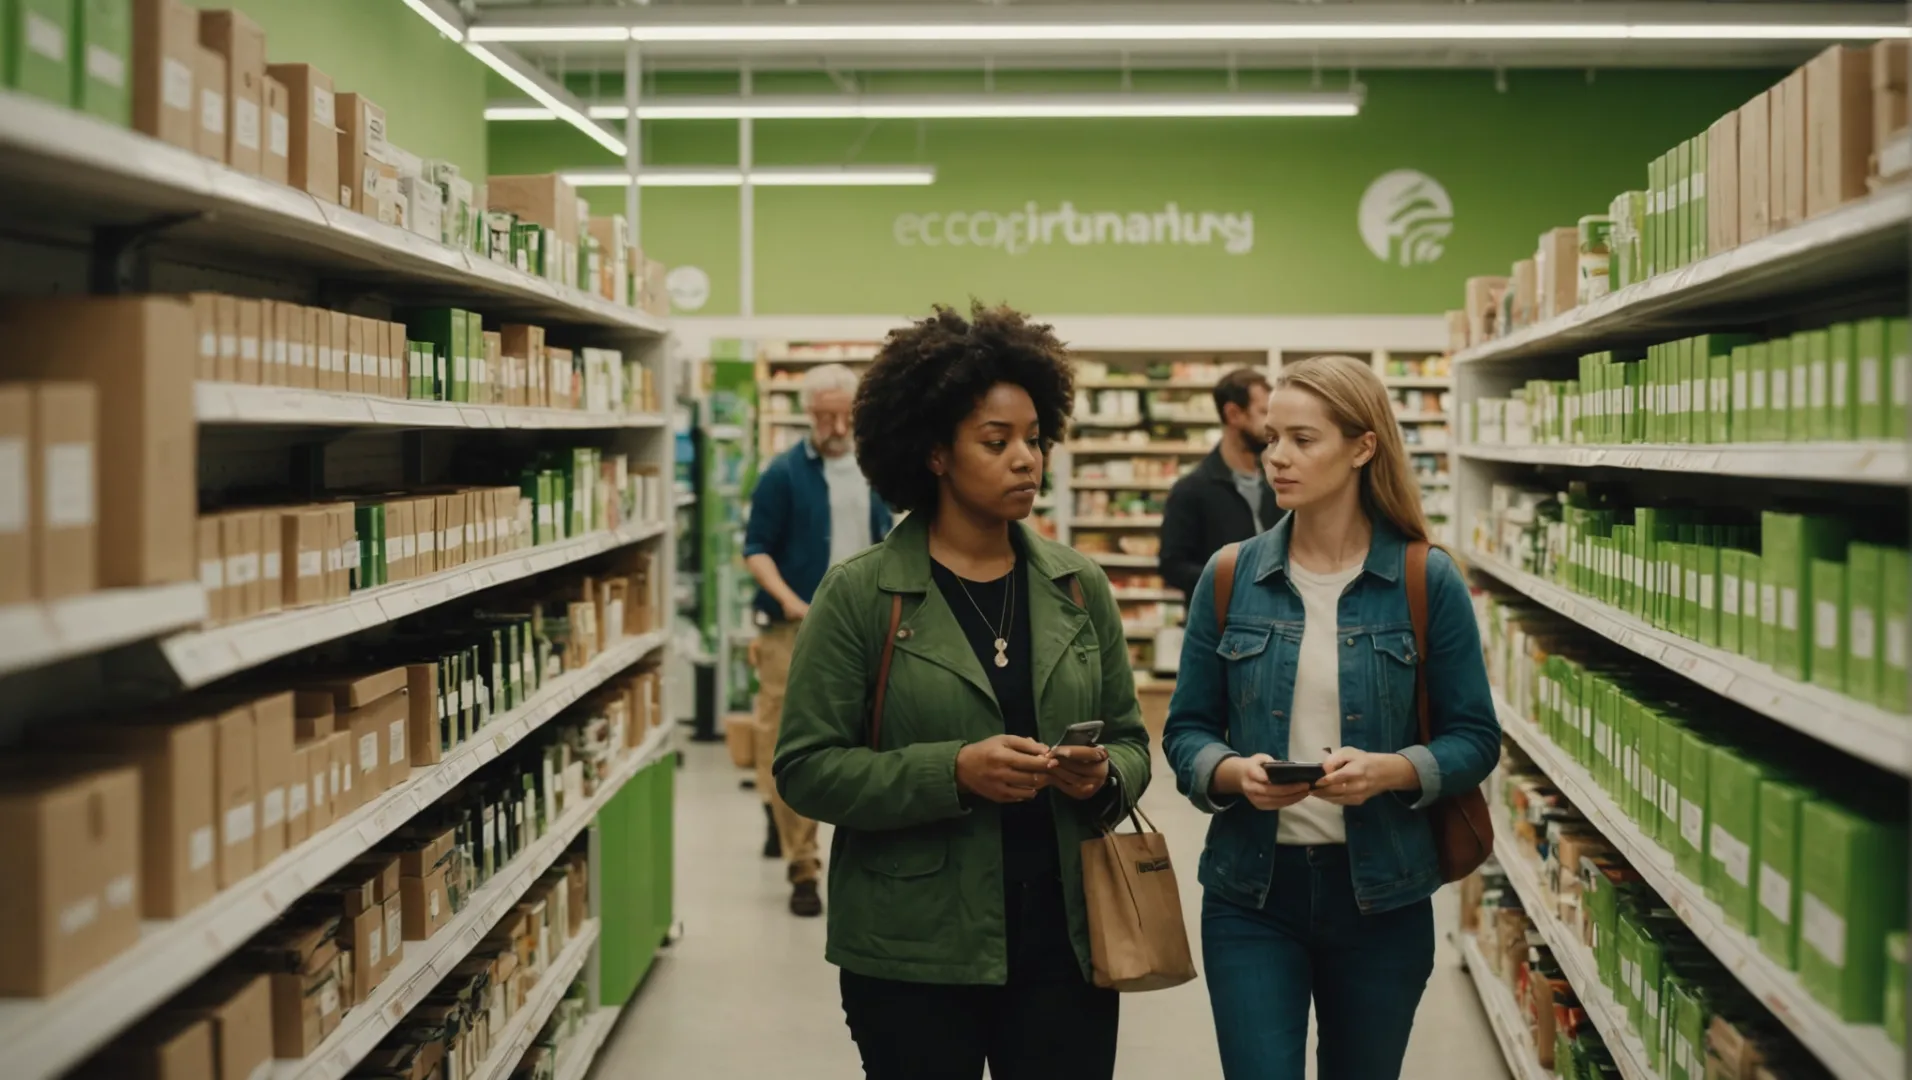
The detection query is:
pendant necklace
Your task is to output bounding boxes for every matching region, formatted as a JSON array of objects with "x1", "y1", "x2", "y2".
[{"x1": 954, "y1": 561, "x2": 1016, "y2": 669}]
